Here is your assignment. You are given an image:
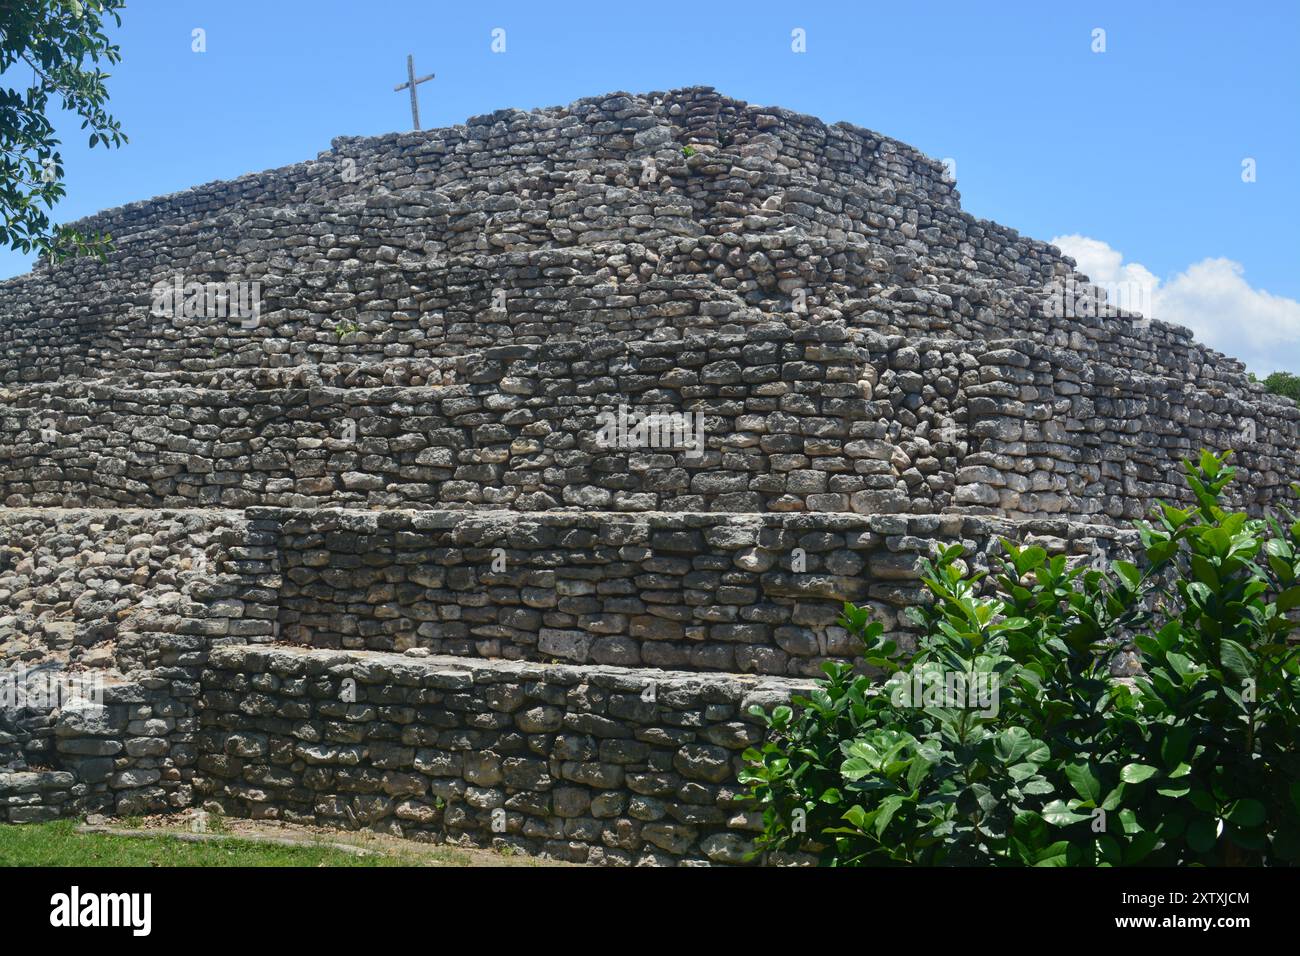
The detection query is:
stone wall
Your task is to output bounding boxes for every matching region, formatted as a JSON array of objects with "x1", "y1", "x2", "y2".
[
  {"x1": 962, "y1": 339, "x2": 1300, "y2": 520},
  {"x1": 267, "y1": 507, "x2": 1135, "y2": 677},
  {"x1": 0, "y1": 86, "x2": 1293, "y2": 863},
  {"x1": 0, "y1": 508, "x2": 271, "y2": 820},
  {"x1": 0, "y1": 86, "x2": 1229, "y2": 394},
  {"x1": 2, "y1": 325, "x2": 899, "y2": 514},
  {"x1": 2, "y1": 87, "x2": 1288, "y2": 527},
  {"x1": 0, "y1": 501, "x2": 1136, "y2": 833},
  {"x1": 198, "y1": 644, "x2": 809, "y2": 865},
  {"x1": 0, "y1": 675, "x2": 196, "y2": 821},
  {"x1": 0, "y1": 507, "x2": 270, "y2": 667},
  {"x1": 5, "y1": 328, "x2": 1294, "y2": 522}
]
